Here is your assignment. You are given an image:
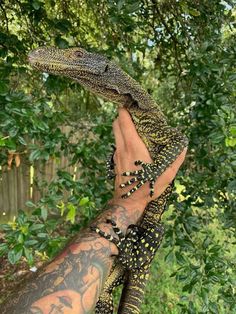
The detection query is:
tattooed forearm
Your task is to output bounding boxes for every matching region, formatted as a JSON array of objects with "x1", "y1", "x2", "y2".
[{"x1": 2, "y1": 203, "x2": 143, "y2": 314}]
